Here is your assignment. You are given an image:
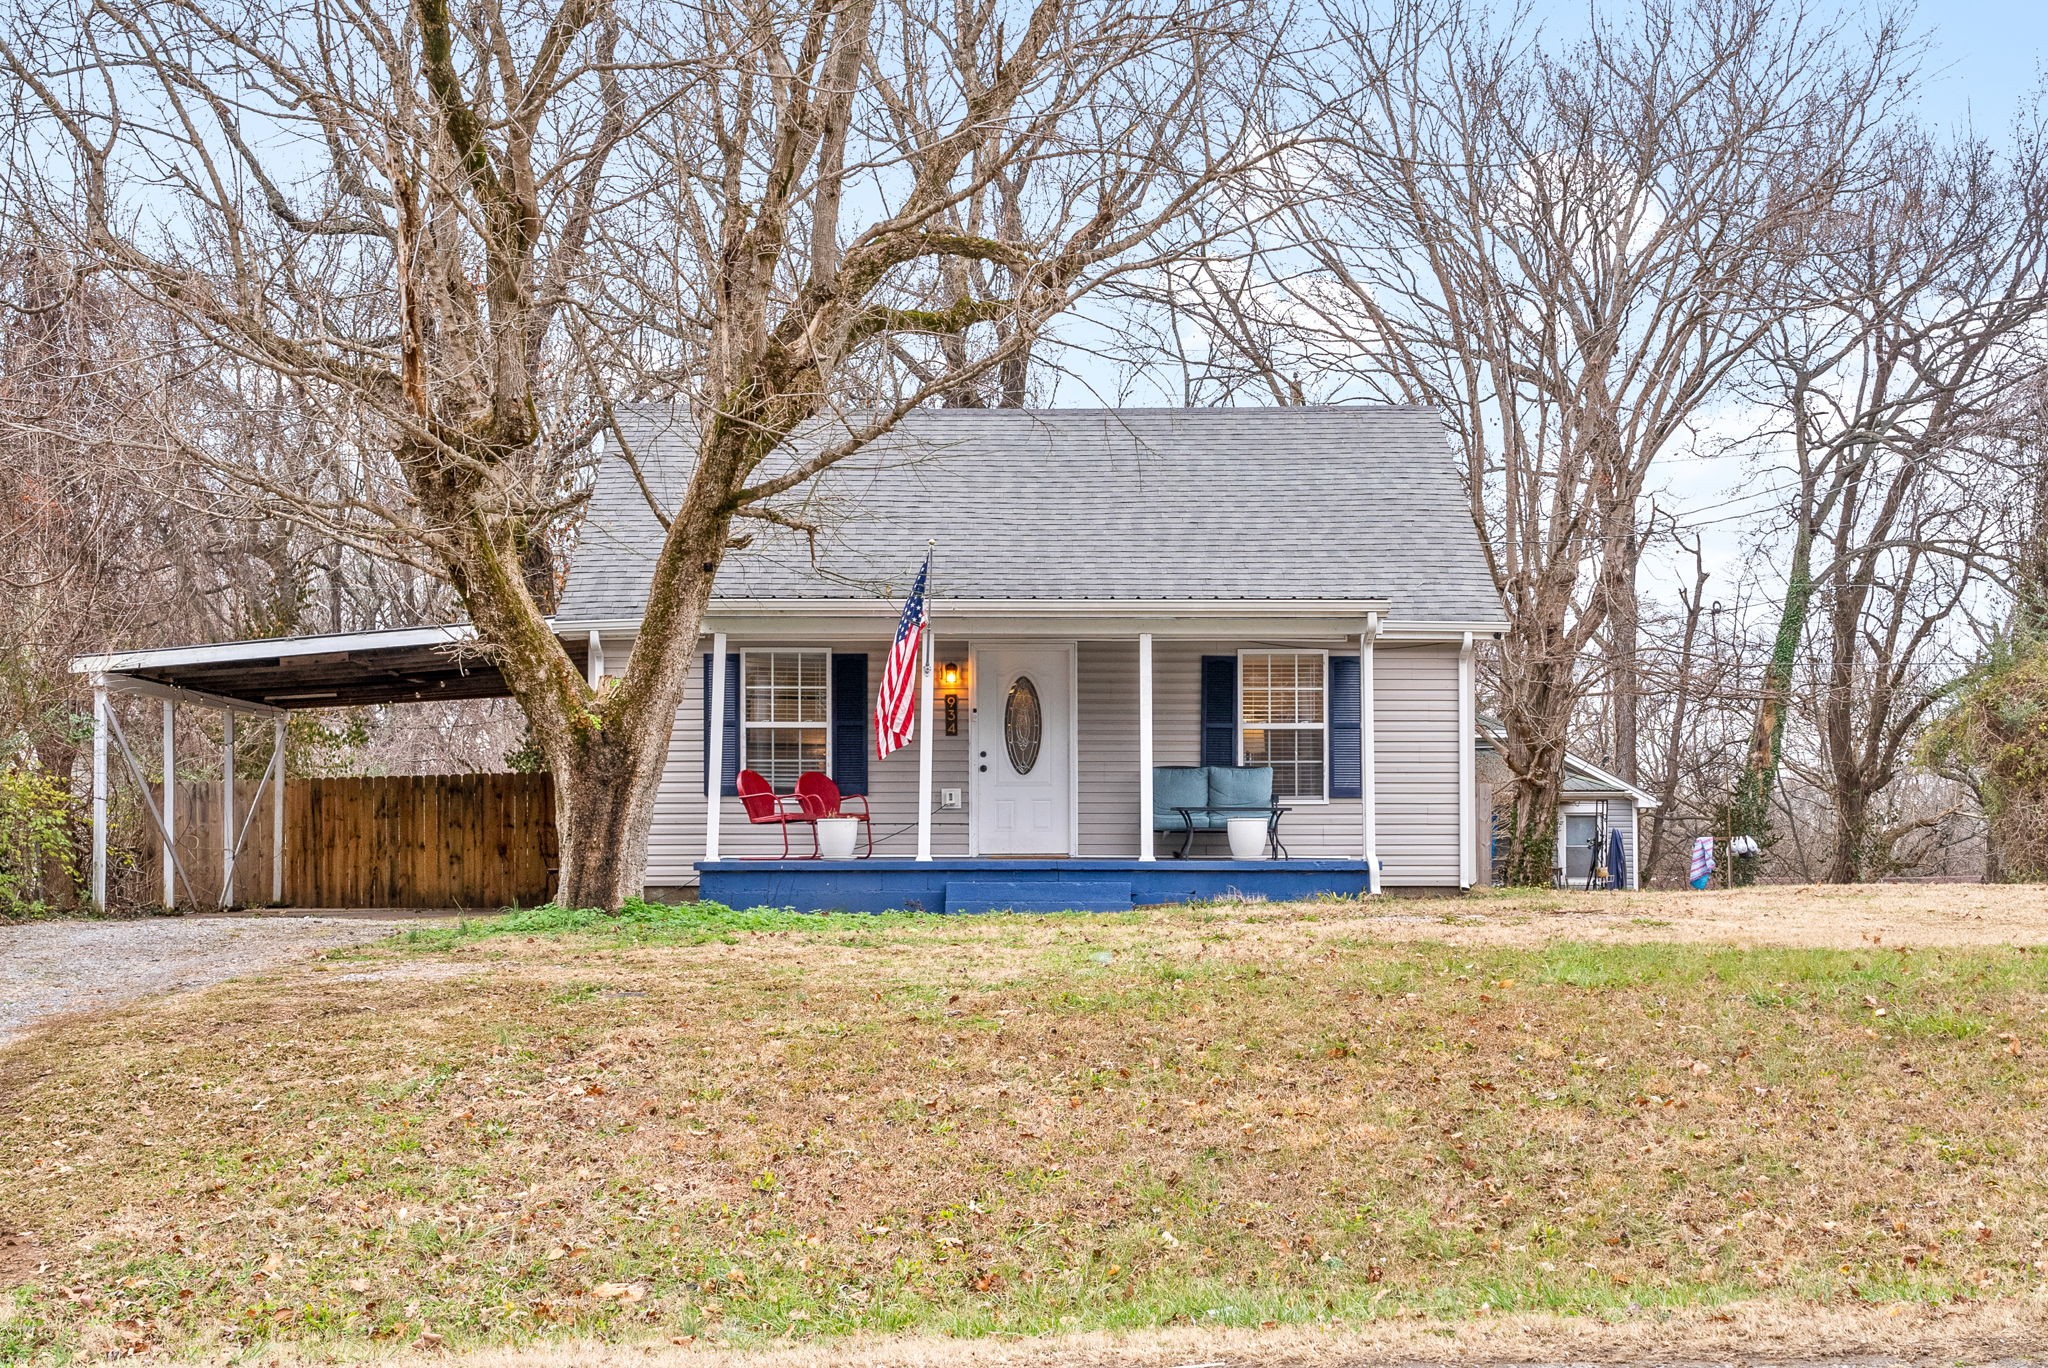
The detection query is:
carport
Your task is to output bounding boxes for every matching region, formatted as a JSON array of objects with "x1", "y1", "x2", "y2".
[{"x1": 70, "y1": 624, "x2": 591, "y2": 910}]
